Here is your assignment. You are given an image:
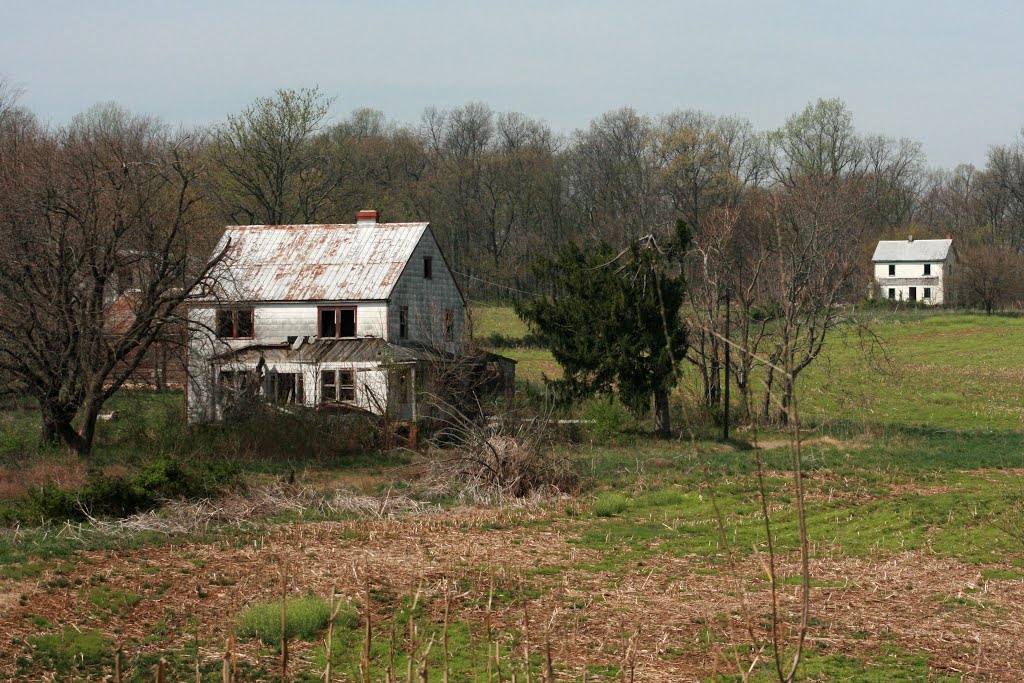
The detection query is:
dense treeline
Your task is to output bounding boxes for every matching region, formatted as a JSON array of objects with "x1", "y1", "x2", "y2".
[
  {"x1": 197, "y1": 88, "x2": 1024, "y2": 306},
  {"x1": 7, "y1": 84, "x2": 1023, "y2": 302}
]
